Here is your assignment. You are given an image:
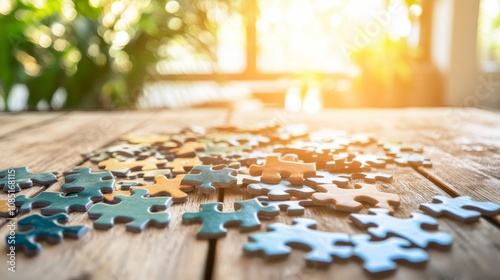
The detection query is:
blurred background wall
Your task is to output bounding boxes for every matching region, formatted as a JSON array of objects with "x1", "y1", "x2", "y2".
[{"x1": 0, "y1": 0, "x2": 499, "y2": 112}]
